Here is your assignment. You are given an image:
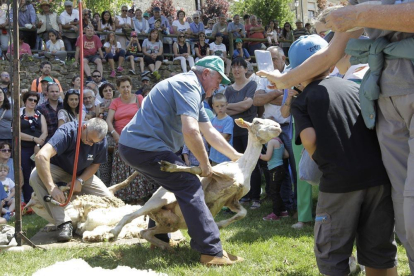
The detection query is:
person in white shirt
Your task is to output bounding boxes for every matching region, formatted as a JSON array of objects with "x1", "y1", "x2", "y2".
[
  {"x1": 172, "y1": 10, "x2": 191, "y2": 35},
  {"x1": 132, "y1": 9, "x2": 149, "y2": 34},
  {"x1": 103, "y1": 32, "x2": 126, "y2": 78},
  {"x1": 209, "y1": 33, "x2": 231, "y2": 76},
  {"x1": 115, "y1": 5, "x2": 133, "y2": 49},
  {"x1": 59, "y1": 1, "x2": 79, "y2": 57},
  {"x1": 44, "y1": 30, "x2": 67, "y2": 61}
]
